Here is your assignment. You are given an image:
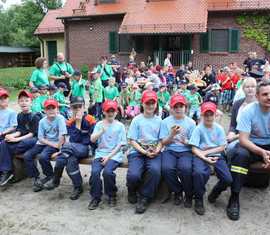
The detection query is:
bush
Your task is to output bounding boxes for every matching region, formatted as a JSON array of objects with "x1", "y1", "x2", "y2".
[{"x1": 0, "y1": 67, "x2": 34, "y2": 89}]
